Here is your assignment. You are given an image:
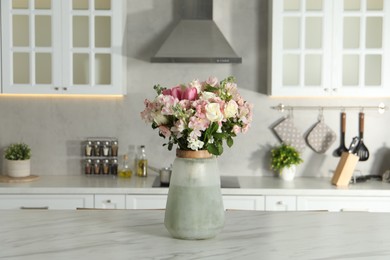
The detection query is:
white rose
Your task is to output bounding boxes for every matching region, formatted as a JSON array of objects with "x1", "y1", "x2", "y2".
[
  {"x1": 151, "y1": 111, "x2": 168, "y2": 125},
  {"x1": 189, "y1": 79, "x2": 202, "y2": 93},
  {"x1": 187, "y1": 137, "x2": 204, "y2": 150},
  {"x1": 206, "y1": 103, "x2": 223, "y2": 122},
  {"x1": 200, "y1": 91, "x2": 216, "y2": 100},
  {"x1": 224, "y1": 100, "x2": 238, "y2": 118}
]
